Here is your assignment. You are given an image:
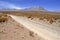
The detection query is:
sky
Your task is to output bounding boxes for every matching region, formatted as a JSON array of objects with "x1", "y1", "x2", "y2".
[{"x1": 0, "y1": 0, "x2": 60, "y2": 11}]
